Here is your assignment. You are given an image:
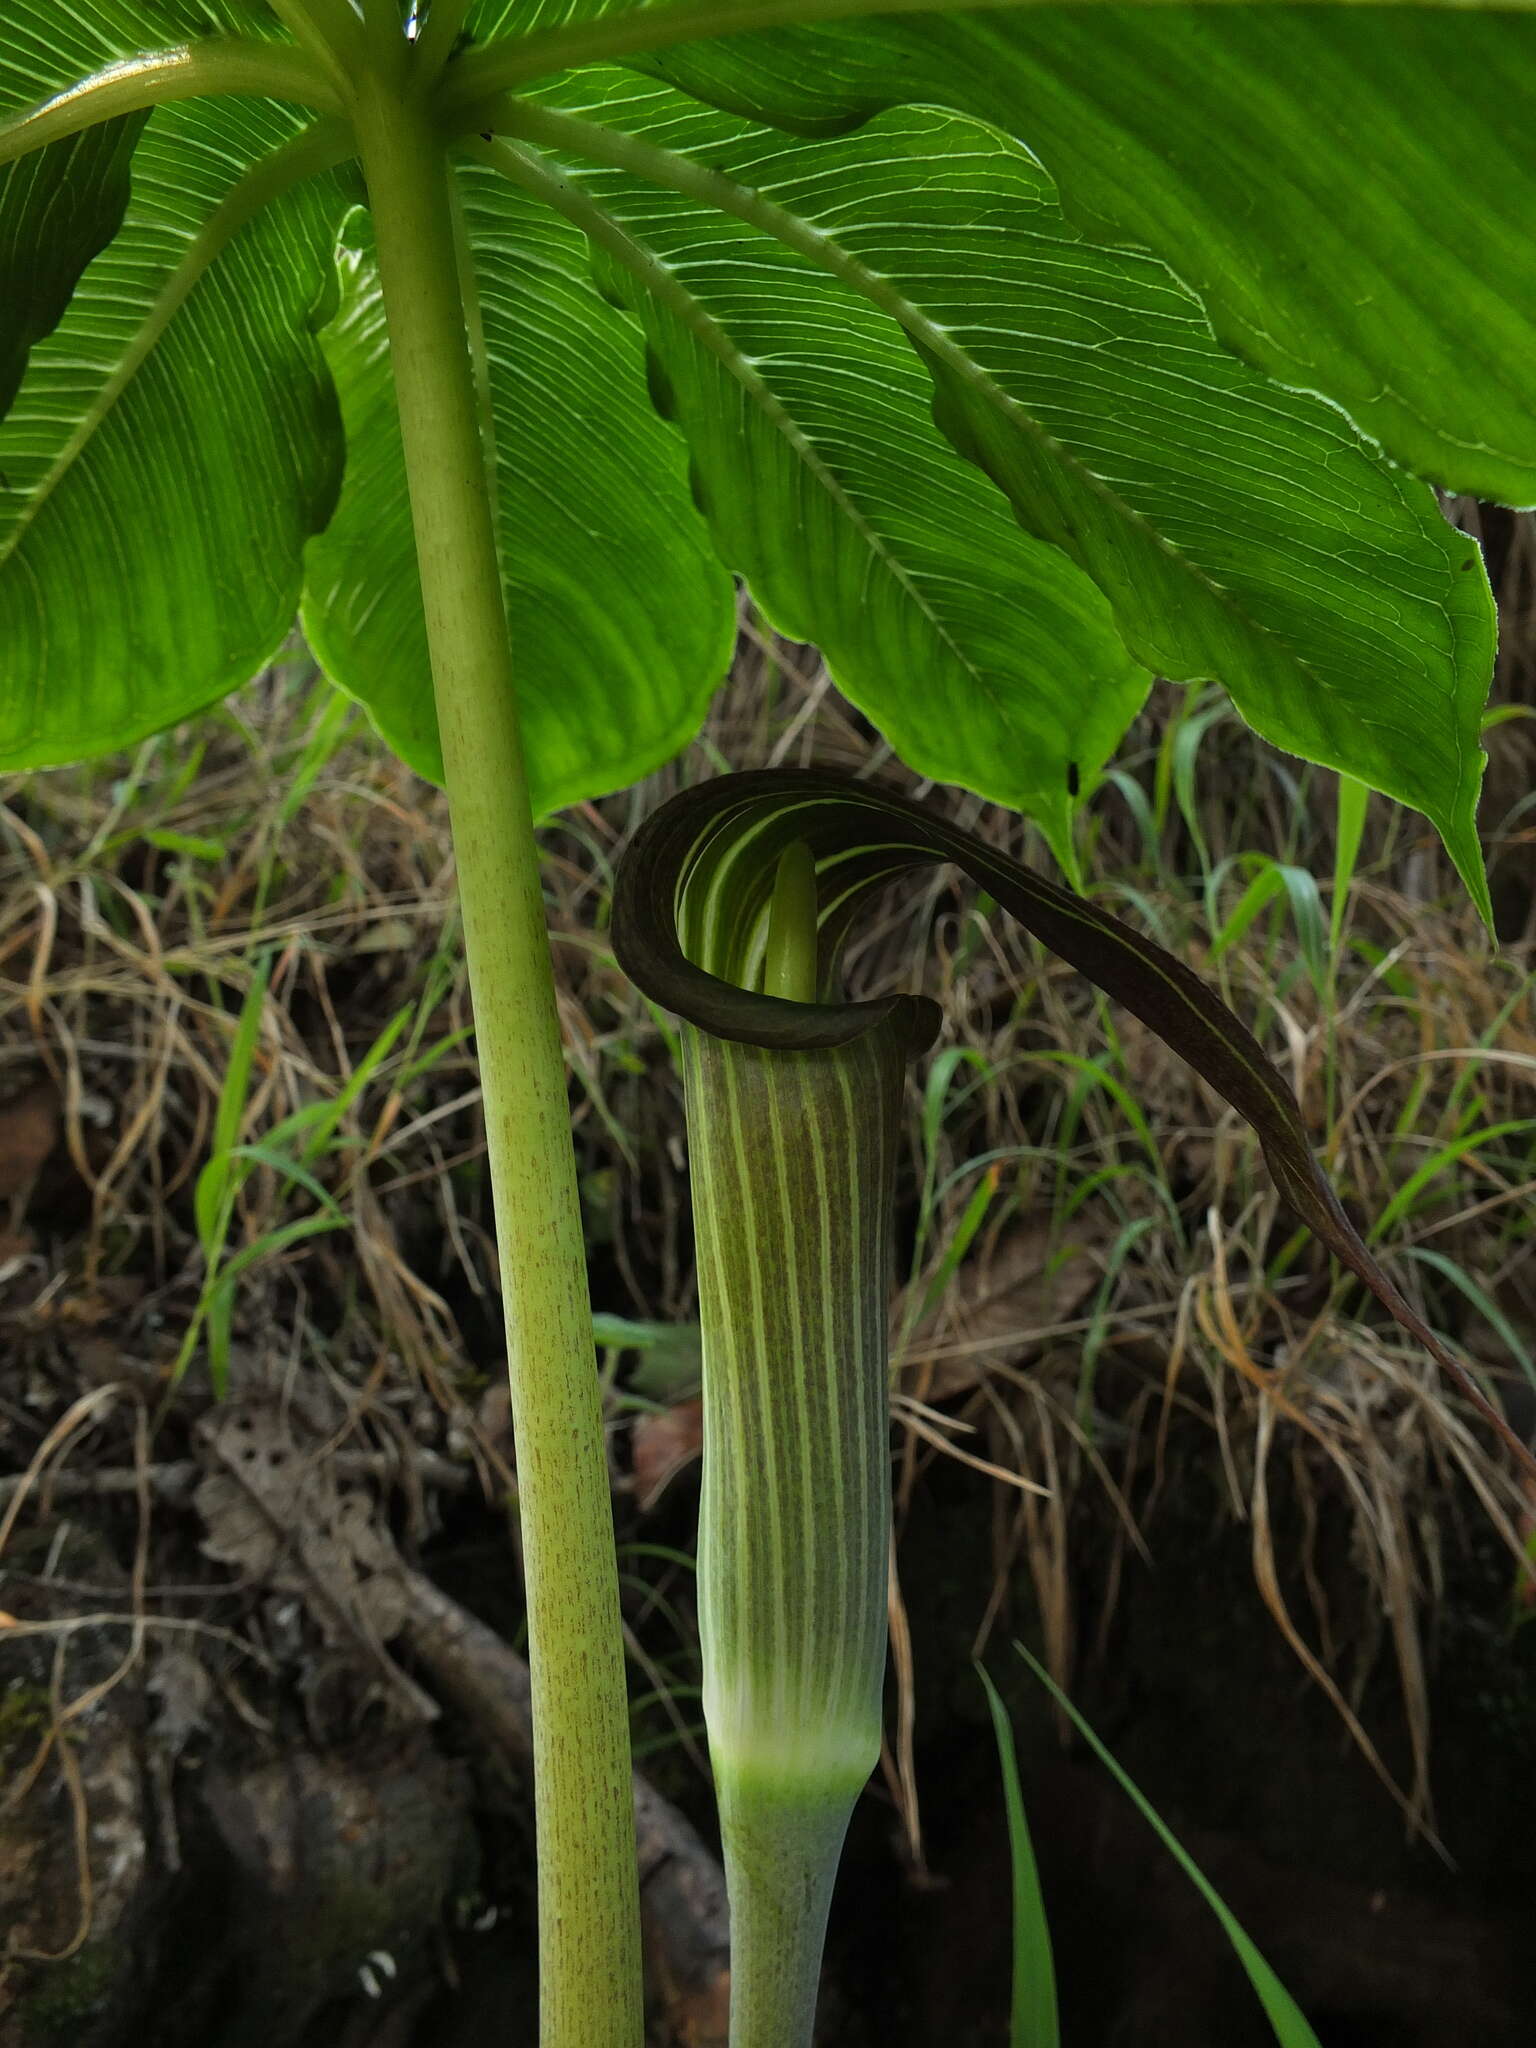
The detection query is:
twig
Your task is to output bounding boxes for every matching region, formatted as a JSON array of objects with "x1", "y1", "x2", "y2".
[
  {"x1": 0, "y1": 1445, "x2": 475, "y2": 1511},
  {"x1": 396, "y1": 1568, "x2": 730, "y2": 2048},
  {"x1": 0, "y1": 1385, "x2": 122, "y2": 1558}
]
